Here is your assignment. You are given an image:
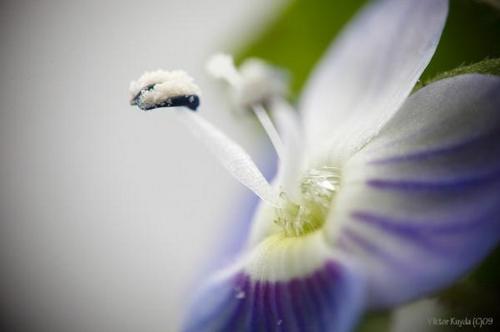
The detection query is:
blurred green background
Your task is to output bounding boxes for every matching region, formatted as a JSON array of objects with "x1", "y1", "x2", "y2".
[{"x1": 237, "y1": 0, "x2": 500, "y2": 97}]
